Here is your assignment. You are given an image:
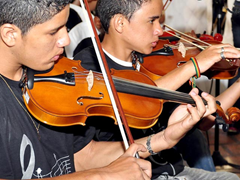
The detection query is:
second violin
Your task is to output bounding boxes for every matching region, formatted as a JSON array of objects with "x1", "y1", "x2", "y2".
[{"x1": 139, "y1": 39, "x2": 239, "y2": 80}]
